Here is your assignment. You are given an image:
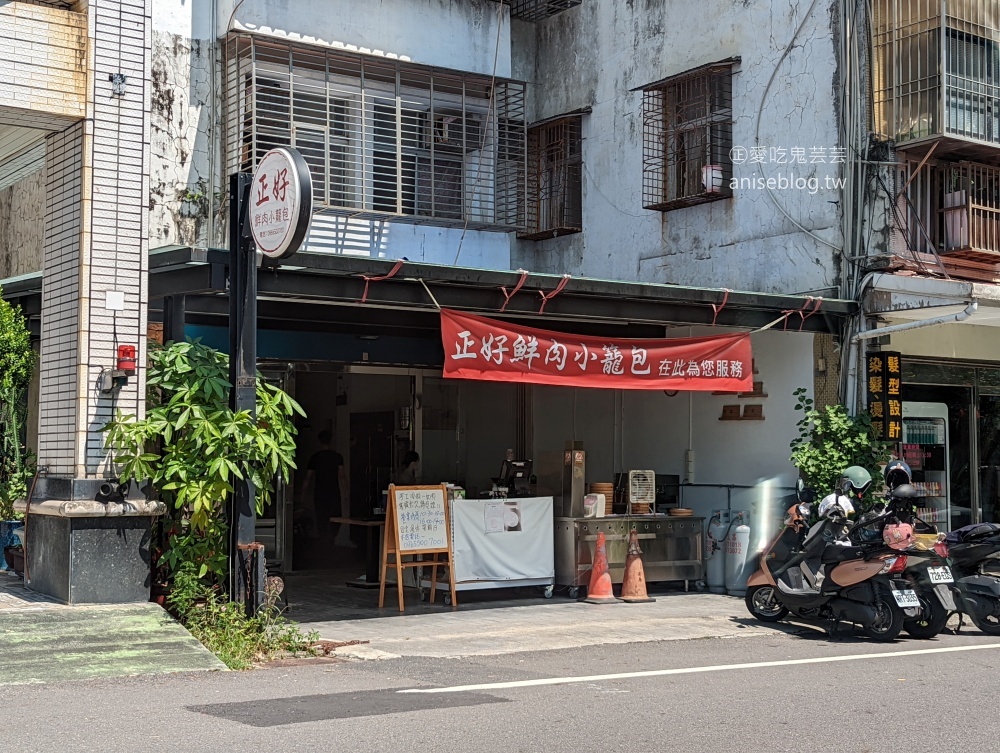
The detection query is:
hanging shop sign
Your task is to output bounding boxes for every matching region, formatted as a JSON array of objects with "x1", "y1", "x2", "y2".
[
  {"x1": 249, "y1": 147, "x2": 312, "y2": 260},
  {"x1": 866, "y1": 351, "x2": 902, "y2": 441},
  {"x1": 440, "y1": 309, "x2": 753, "y2": 391}
]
